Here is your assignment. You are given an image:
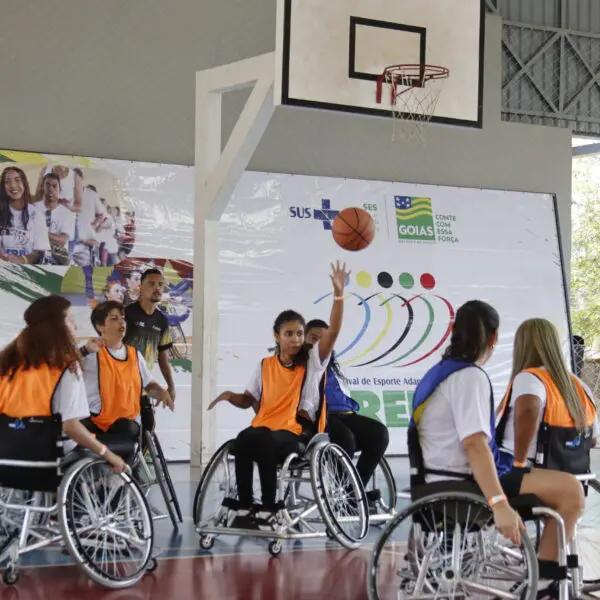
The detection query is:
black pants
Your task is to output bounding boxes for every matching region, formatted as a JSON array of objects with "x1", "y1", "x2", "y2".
[
  {"x1": 82, "y1": 417, "x2": 141, "y2": 464},
  {"x1": 327, "y1": 413, "x2": 389, "y2": 485},
  {"x1": 234, "y1": 426, "x2": 301, "y2": 511}
]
